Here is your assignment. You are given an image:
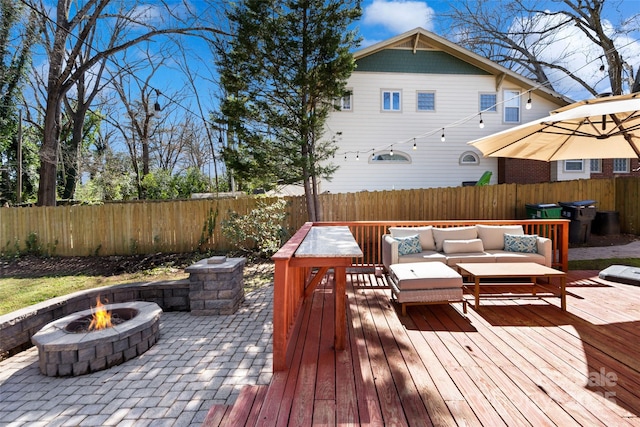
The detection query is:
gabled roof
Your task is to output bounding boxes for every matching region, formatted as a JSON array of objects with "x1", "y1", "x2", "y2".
[{"x1": 354, "y1": 27, "x2": 573, "y2": 107}]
